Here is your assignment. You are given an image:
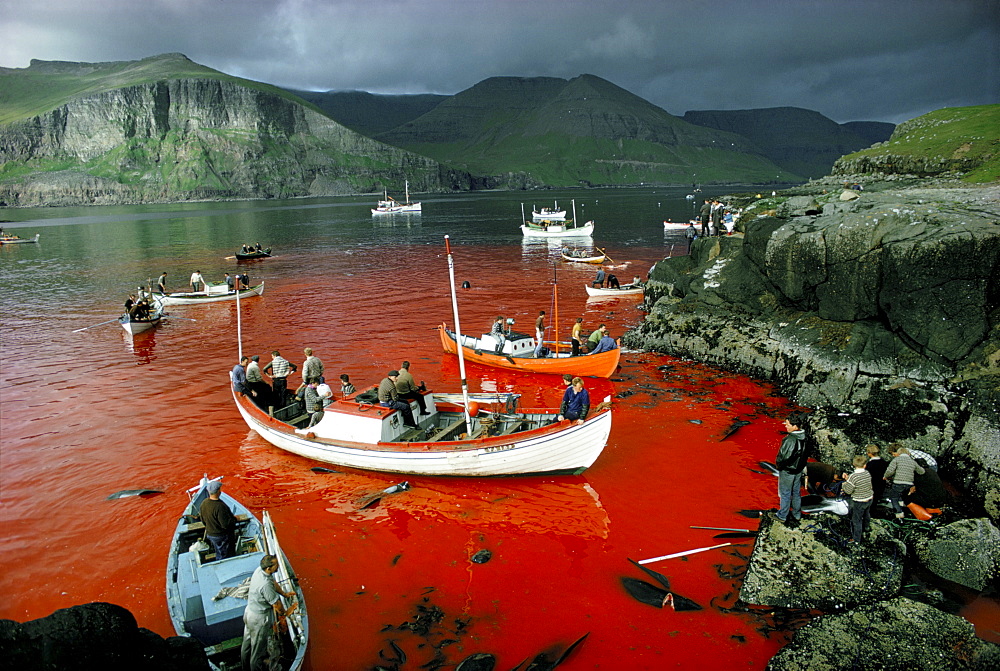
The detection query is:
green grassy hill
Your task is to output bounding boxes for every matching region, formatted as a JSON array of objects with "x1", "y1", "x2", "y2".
[
  {"x1": 0, "y1": 53, "x2": 324, "y2": 124},
  {"x1": 376, "y1": 75, "x2": 799, "y2": 186},
  {"x1": 834, "y1": 105, "x2": 1000, "y2": 183}
]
